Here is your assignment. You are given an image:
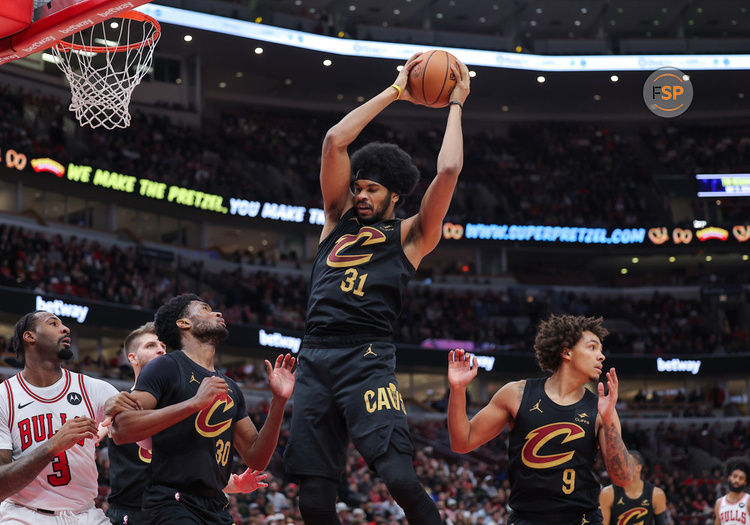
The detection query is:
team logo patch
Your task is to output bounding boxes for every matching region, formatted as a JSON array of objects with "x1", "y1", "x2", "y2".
[
  {"x1": 67, "y1": 392, "x2": 82, "y2": 405},
  {"x1": 138, "y1": 447, "x2": 152, "y2": 464},
  {"x1": 521, "y1": 422, "x2": 586, "y2": 469},
  {"x1": 616, "y1": 507, "x2": 648, "y2": 525},
  {"x1": 326, "y1": 227, "x2": 386, "y2": 268},
  {"x1": 195, "y1": 395, "x2": 235, "y2": 438}
]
